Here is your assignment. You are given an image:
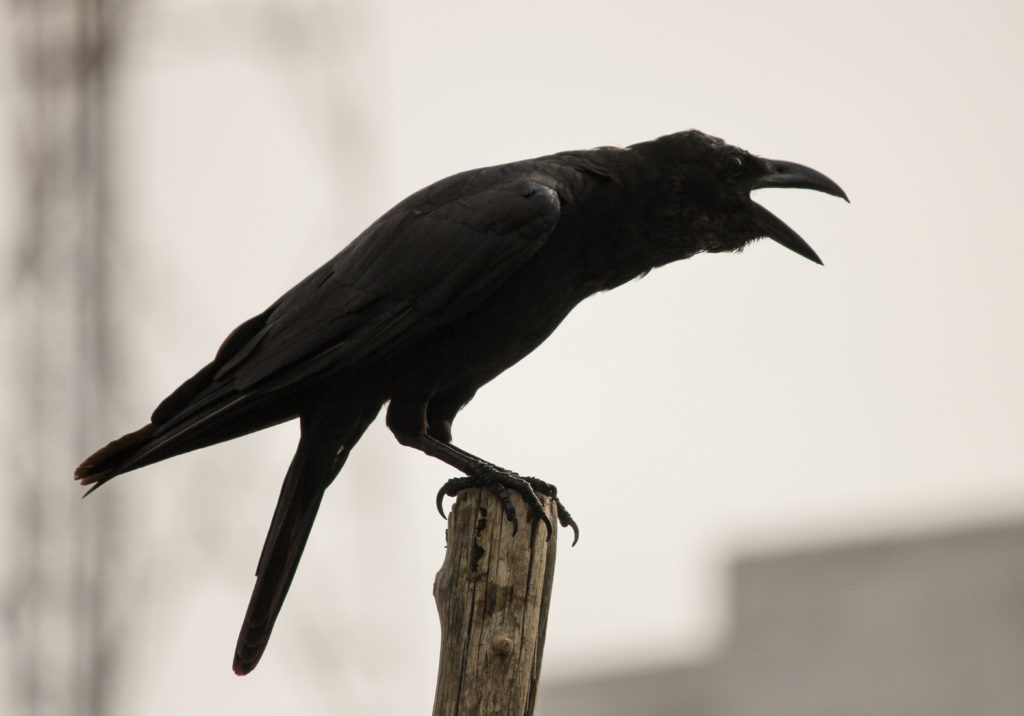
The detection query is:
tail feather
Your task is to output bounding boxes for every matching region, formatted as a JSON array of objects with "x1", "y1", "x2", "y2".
[
  {"x1": 232, "y1": 403, "x2": 380, "y2": 675},
  {"x1": 232, "y1": 428, "x2": 341, "y2": 675}
]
